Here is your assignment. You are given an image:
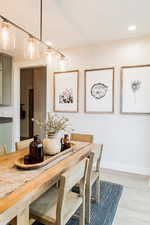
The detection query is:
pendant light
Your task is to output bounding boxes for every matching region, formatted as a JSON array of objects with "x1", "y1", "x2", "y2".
[
  {"x1": 0, "y1": 0, "x2": 66, "y2": 60},
  {"x1": 0, "y1": 20, "x2": 15, "y2": 50},
  {"x1": 45, "y1": 42, "x2": 53, "y2": 64},
  {"x1": 24, "y1": 36, "x2": 40, "y2": 60},
  {"x1": 60, "y1": 55, "x2": 65, "y2": 71}
]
